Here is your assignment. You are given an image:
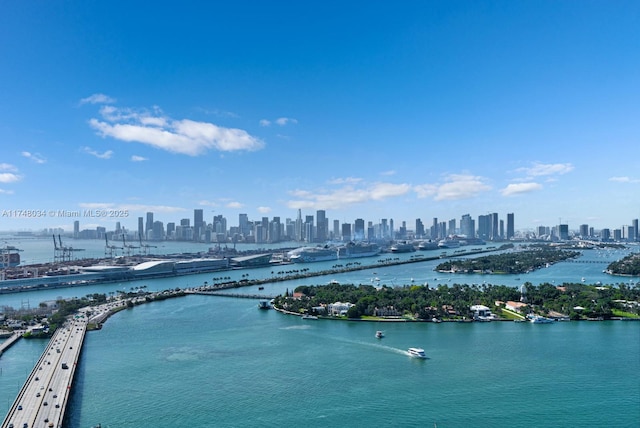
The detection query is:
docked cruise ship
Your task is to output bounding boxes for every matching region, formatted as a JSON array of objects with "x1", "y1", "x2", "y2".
[
  {"x1": 287, "y1": 246, "x2": 338, "y2": 263},
  {"x1": 438, "y1": 239, "x2": 461, "y2": 248},
  {"x1": 337, "y1": 242, "x2": 380, "y2": 259},
  {"x1": 390, "y1": 242, "x2": 416, "y2": 253}
]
